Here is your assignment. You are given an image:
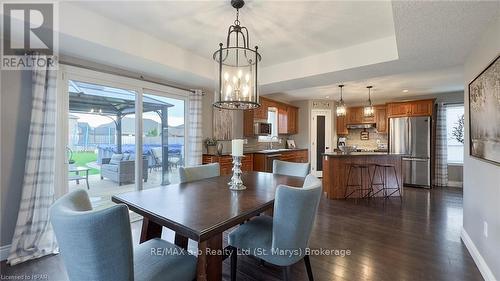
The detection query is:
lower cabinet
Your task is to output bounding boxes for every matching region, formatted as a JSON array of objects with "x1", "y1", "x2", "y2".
[
  {"x1": 202, "y1": 154, "x2": 254, "y2": 176},
  {"x1": 253, "y1": 150, "x2": 309, "y2": 173},
  {"x1": 202, "y1": 150, "x2": 308, "y2": 175}
]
